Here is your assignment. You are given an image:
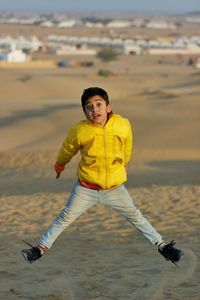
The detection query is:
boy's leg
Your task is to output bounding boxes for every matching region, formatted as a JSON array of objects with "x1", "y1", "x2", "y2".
[
  {"x1": 100, "y1": 185, "x2": 184, "y2": 264},
  {"x1": 38, "y1": 182, "x2": 98, "y2": 249},
  {"x1": 100, "y1": 184, "x2": 162, "y2": 245}
]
